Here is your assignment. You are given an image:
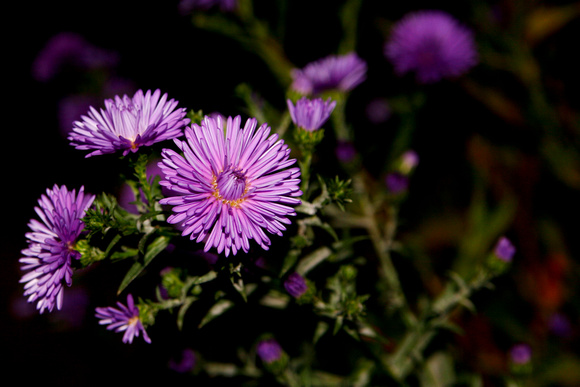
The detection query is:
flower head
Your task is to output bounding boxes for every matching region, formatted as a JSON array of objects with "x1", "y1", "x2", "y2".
[
  {"x1": 284, "y1": 272, "x2": 308, "y2": 298},
  {"x1": 256, "y1": 338, "x2": 283, "y2": 364},
  {"x1": 287, "y1": 97, "x2": 336, "y2": 131},
  {"x1": 95, "y1": 294, "x2": 151, "y2": 344},
  {"x1": 385, "y1": 172, "x2": 409, "y2": 194},
  {"x1": 385, "y1": 10, "x2": 478, "y2": 83},
  {"x1": 69, "y1": 89, "x2": 190, "y2": 157},
  {"x1": 494, "y1": 236, "x2": 516, "y2": 262},
  {"x1": 178, "y1": 0, "x2": 237, "y2": 13},
  {"x1": 291, "y1": 52, "x2": 367, "y2": 95},
  {"x1": 19, "y1": 185, "x2": 95, "y2": 314},
  {"x1": 509, "y1": 343, "x2": 532, "y2": 365},
  {"x1": 159, "y1": 115, "x2": 302, "y2": 256}
]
